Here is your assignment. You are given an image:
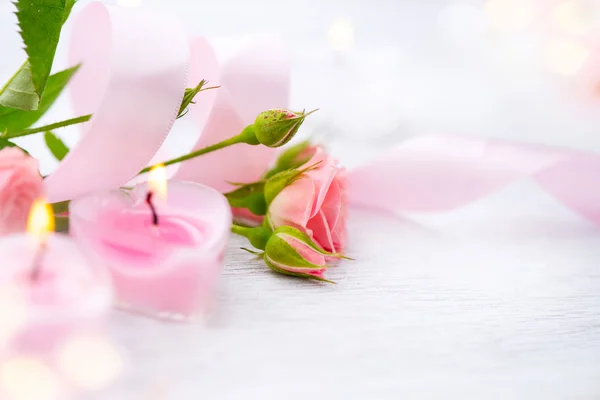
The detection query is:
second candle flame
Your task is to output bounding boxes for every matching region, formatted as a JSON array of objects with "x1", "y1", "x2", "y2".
[
  {"x1": 148, "y1": 164, "x2": 167, "y2": 201},
  {"x1": 27, "y1": 199, "x2": 54, "y2": 243}
]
